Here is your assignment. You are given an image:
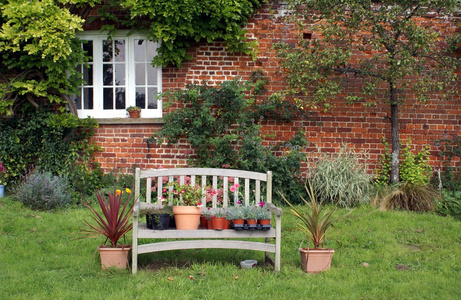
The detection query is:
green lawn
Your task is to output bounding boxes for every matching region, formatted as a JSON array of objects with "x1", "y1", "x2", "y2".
[{"x1": 1, "y1": 197, "x2": 460, "y2": 299}]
